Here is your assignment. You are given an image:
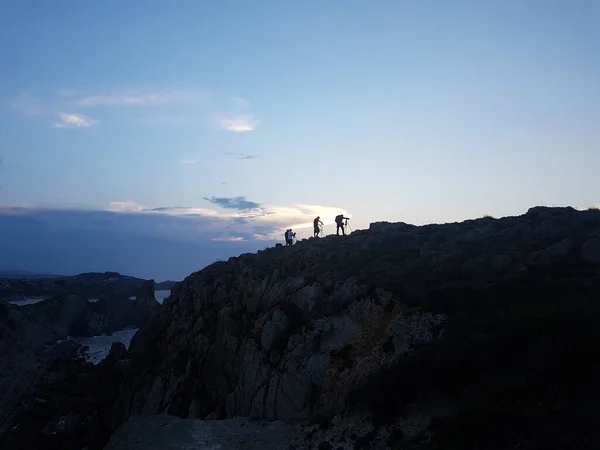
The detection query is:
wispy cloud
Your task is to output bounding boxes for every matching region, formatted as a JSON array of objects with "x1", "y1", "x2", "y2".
[
  {"x1": 147, "y1": 206, "x2": 219, "y2": 216},
  {"x1": 223, "y1": 152, "x2": 259, "y2": 160},
  {"x1": 9, "y1": 87, "x2": 259, "y2": 131},
  {"x1": 0, "y1": 199, "x2": 351, "y2": 244},
  {"x1": 66, "y1": 89, "x2": 208, "y2": 108},
  {"x1": 106, "y1": 201, "x2": 145, "y2": 212},
  {"x1": 180, "y1": 158, "x2": 202, "y2": 165},
  {"x1": 211, "y1": 236, "x2": 245, "y2": 242},
  {"x1": 203, "y1": 196, "x2": 262, "y2": 211},
  {"x1": 220, "y1": 115, "x2": 259, "y2": 132},
  {"x1": 53, "y1": 113, "x2": 96, "y2": 128}
]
